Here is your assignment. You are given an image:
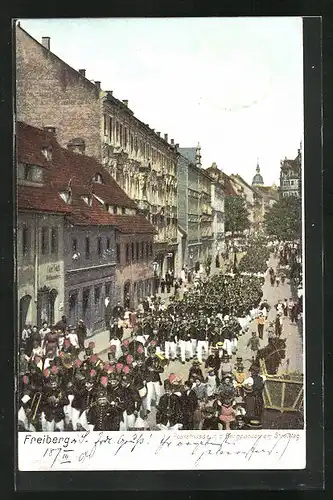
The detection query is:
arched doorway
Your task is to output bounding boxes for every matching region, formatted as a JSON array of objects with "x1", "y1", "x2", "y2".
[
  {"x1": 36, "y1": 286, "x2": 58, "y2": 327},
  {"x1": 123, "y1": 281, "x2": 131, "y2": 310},
  {"x1": 19, "y1": 295, "x2": 31, "y2": 333}
]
